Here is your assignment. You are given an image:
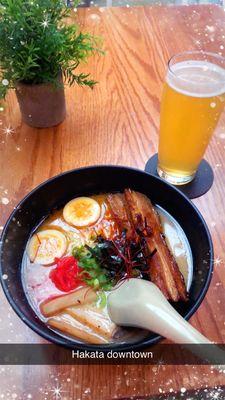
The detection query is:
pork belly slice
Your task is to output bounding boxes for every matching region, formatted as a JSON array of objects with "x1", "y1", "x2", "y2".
[
  {"x1": 106, "y1": 193, "x2": 137, "y2": 240},
  {"x1": 124, "y1": 189, "x2": 187, "y2": 302}
]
